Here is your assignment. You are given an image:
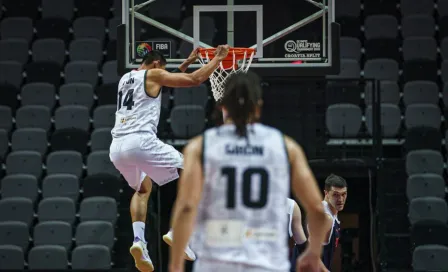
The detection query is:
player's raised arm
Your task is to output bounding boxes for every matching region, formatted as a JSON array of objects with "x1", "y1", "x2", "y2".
[
  {"x1": 285, "y1": 135, "x2": 331, "y2": 271},
  {"x1": 171, "y1": 48, "x2": 199, "y2": 73},
  {"x1": 169, "y1": 136, "x2": 204, "y2": 272},
  {"x1": 148, "y1": 45, "x2": 230, "y2": 88}
]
